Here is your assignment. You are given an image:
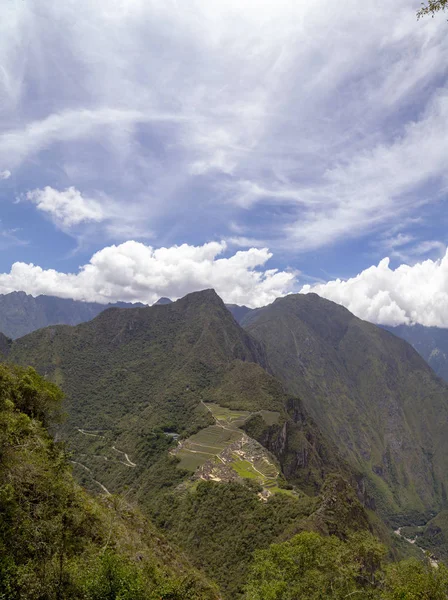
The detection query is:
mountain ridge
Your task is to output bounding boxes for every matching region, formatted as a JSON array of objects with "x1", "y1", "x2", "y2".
[
  {"x1": 241, "y1": 292, "x2": 448, "y2": 516},
  {"x1": 0, "y1": 290, "x2": 145, "y2": 339}
]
